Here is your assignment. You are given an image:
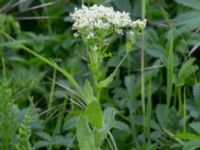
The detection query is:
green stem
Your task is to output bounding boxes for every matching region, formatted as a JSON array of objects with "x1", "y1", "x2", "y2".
[
  {"x1": 165, "y1": 29, "x2": 174, "y2": 127},
  {"x1": 147, "y1": 79, "x2": 152, "y2": 144},
  {"x1": 162, "y1": 127, "x2": 185, "y2": 146},
  {"x1": 93, "y1": 76, "x2": 100, "y2": 101},
  {"x1": 108, "y1": 131, "x2": 118, "y2": 150},
  {"x1": 40, "y1": 0, "x2": 53, "y2": 34},
  {"x1": 183, "y1": 87, "x2": 186, "y2": 133},
  {"x1": 178, "y1": 86, "x2": 182, "y2": 115},
  {"x1": 1, "y1": 57, "x2": 6, "y2": 78},
  {"x1": 47, "y1": 68, "x2": 56, "y2": 116},
  {"x1": 141, "y1": 0, "x2": 146, "y2": 140}
]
